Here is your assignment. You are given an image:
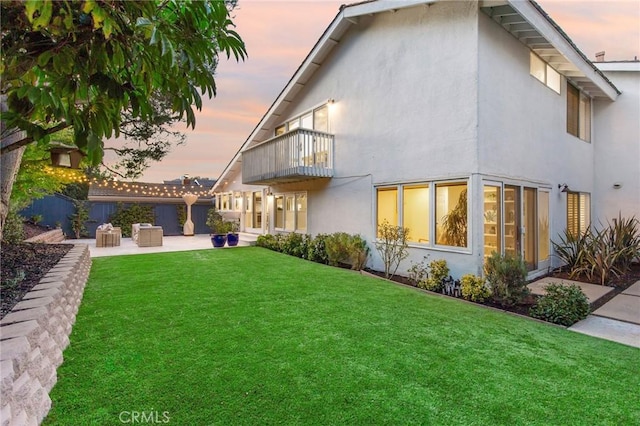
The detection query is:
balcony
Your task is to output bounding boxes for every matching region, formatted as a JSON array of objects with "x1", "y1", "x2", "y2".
[{"x1": 242, "y1": 128, "x2": 334, "y2": 185}]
